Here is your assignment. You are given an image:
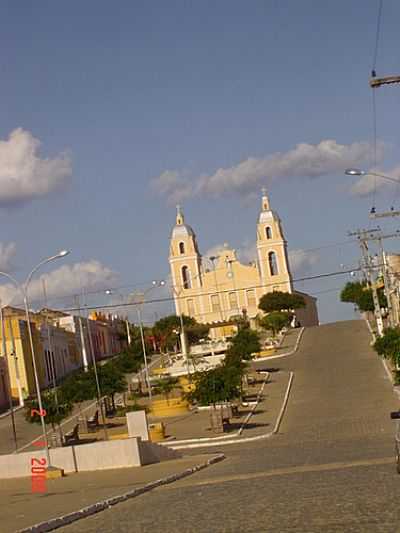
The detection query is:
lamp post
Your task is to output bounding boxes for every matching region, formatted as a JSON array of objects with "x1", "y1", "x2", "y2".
[
  {"x1": 0, "y1": 250, "x2": 70, "y2": 464},
  {"x1": 345, "y1": 168, "x2": 400, "y2": 184},
  {"x1": 170, "y1": 271, "x2": 205, "y2": 377},
  {"x1": 104, "y1": 290, "x2": 132, "y2": 346},
  {"x1": 129, "y1": 280, "x2": 165, "y2": 402},
  {"x1": 209, "y1": 256, "x2": 224, "y2": 321}
]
